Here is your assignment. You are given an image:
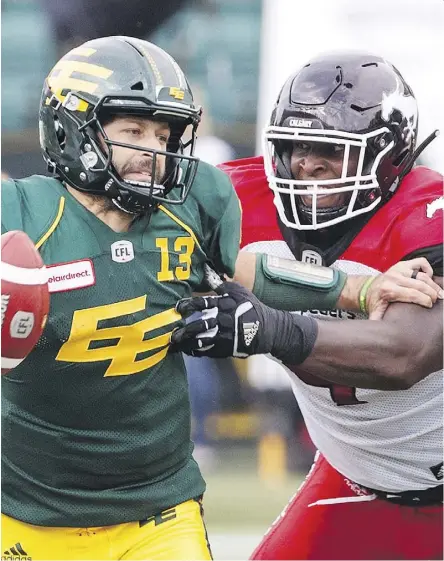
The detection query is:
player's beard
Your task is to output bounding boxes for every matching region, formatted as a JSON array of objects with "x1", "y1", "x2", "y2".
[
  {"x1": 103, "y1": 158, "x2": 166, "y2": 215},
  {"x1": 90, "y1": 193, "x2": 119, "y2": 214},
  {"x1": 120, "y1": 157, "x2": 165, "y2": 186}
]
